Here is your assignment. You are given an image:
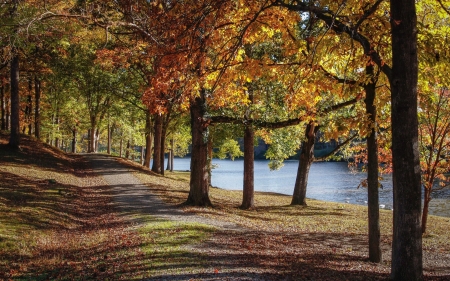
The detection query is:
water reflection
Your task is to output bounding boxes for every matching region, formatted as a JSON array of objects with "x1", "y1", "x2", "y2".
[{"x1": 168, "y1": 158, "x2": 450, "y2": 217}]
